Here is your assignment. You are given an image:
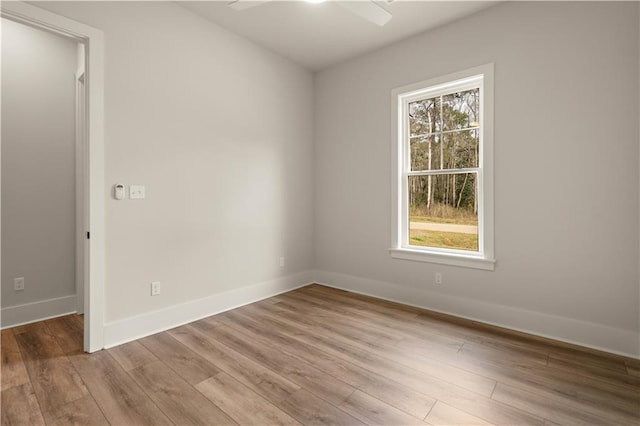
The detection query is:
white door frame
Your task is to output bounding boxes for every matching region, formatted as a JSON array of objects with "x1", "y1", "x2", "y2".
[
  {"x1": 75, "y1": 68, "x2": 87, "y2": 316},
  {"x1": 1, "y1": 1, "x2": 105, "y2": 352}
]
